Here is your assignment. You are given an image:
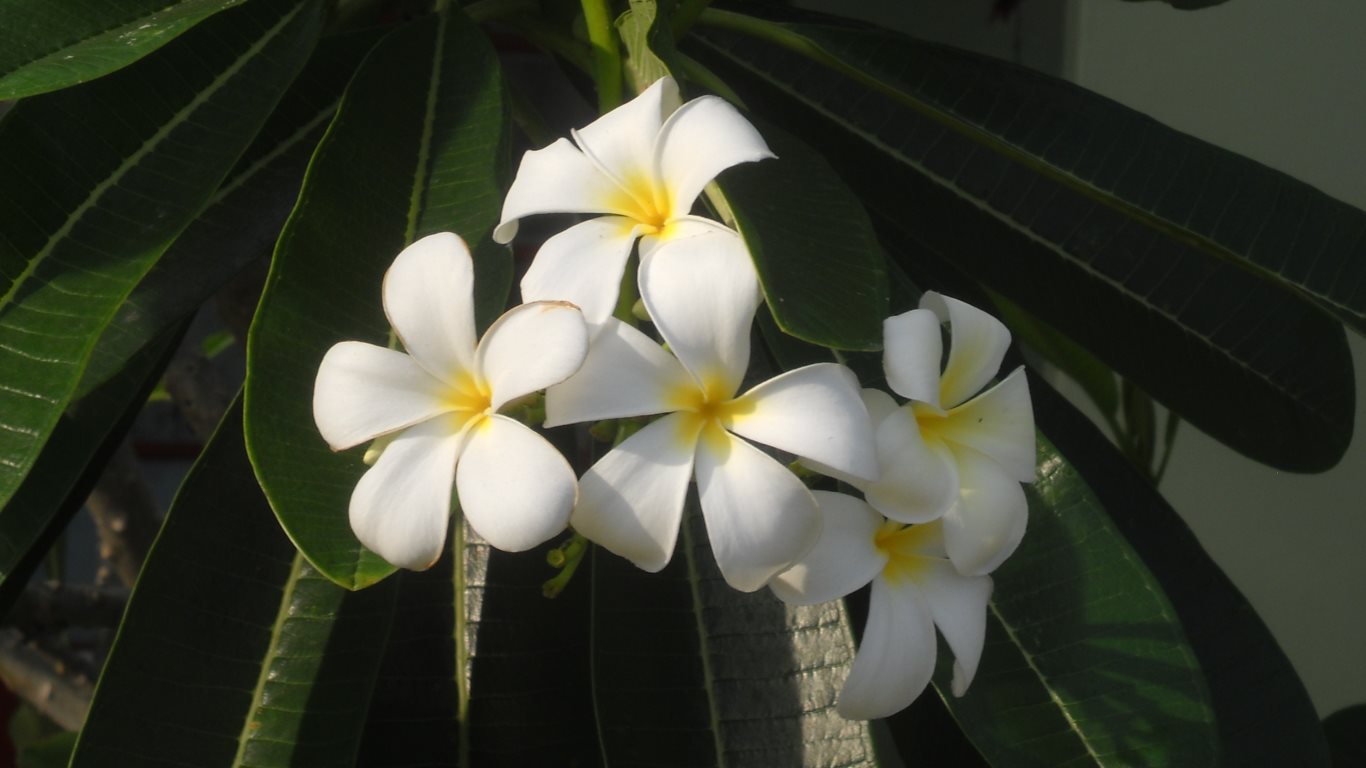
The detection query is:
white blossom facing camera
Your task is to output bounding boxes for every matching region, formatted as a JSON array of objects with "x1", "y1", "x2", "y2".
[
  {"x1": 494, "y1": 76, "x2": 774, "y2": 330},
  {"x1": 311, "y1": 233, "x2": 589, "y2": 570}
]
